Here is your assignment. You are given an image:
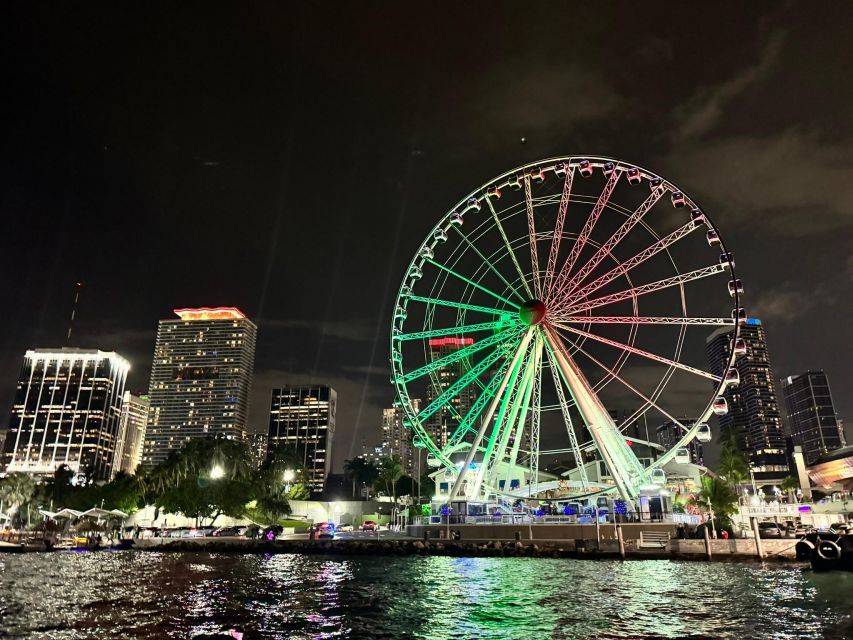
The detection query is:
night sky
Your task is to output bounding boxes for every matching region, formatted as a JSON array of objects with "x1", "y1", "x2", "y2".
[{"x1": 2, "y1": 3, "x2": 851, "y2": 470}]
